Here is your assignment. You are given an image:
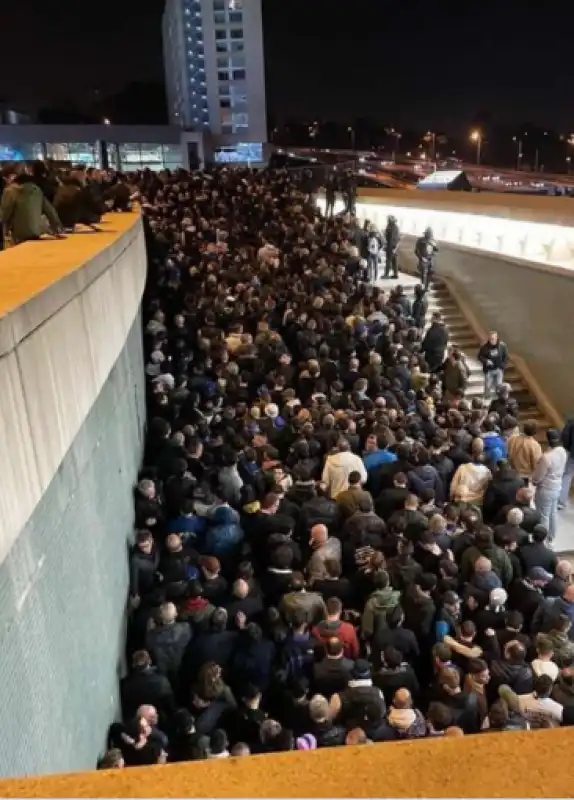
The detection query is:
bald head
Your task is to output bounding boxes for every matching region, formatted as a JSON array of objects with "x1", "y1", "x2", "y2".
[
  {"x1": 167, "y1": 534, "x2": 182, "y2": 553},
  {"x1": 565, "y1": 585, "x2": 574, "y2": 604},
  {"x1": 516, "y1": 486, "x2": 533, "y2": 504},
  {"x1": 507, "y1": 508, "x2": 524, "y2": 526},
  {"x1": 393, "y1": 688, "x2": 412, "y2": 709},
  {"x1": 475, "y1": 556, "x2": 492, "y2": 574},
  {"x1": 233, "y1": 578, "x2": 249, "y2": 599},
  {"x1": 556, "y1": 560, "x2": 573, "y2": 581},
  {"x1": 311, "y1": 524, "x2": 328, "y2": 546},
  {"x1": 137, "y1": 705, "x2": 158, "y2": 725}
]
